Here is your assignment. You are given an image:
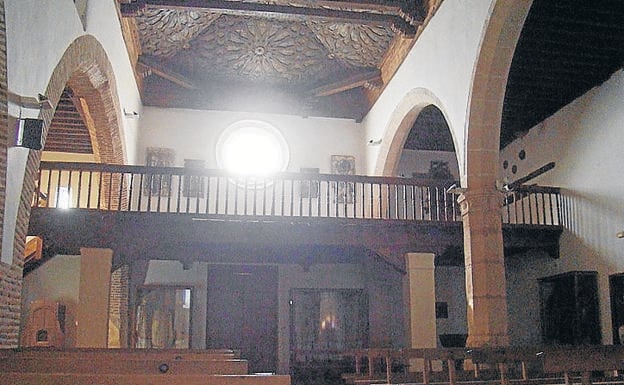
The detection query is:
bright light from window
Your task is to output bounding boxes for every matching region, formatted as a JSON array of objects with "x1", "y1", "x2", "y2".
[
  {"x1": 182, "y1": 288, "x2": 191, "y2": 309},
  {"x1": 217, "y1": 120, "x2": 289, "y2": 176},
  {"x1": 57, "y1": 186, "x2": 71, "y2": 209}
]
